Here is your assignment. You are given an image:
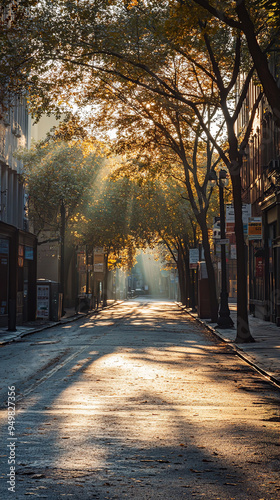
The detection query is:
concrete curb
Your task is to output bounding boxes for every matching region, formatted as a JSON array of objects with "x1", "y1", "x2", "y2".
[{"x1": 176, "y1": 302, "x2": 280, "y2": 389}]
